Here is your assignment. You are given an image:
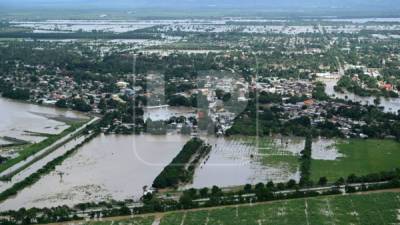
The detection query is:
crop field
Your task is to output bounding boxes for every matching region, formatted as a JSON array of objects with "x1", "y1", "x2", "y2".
[
  {"x1": 246, "y1": 136, "x2": 301, "y2": 179},
  {"x1": 159, "y1": 192, "x2": 400, "y2": 225},
  {"x1": 236, "y1": 136, "x2": 300, "y2": 172},
  {"x1": 311, "y1": 139, "x2": 400, "y2": 182},
  {"x1": 82, "y1": 216, "x2": 154, "y2": 225},
  {"x1": 69, "y1": 192, "x2": 400, "y2": 225}
]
